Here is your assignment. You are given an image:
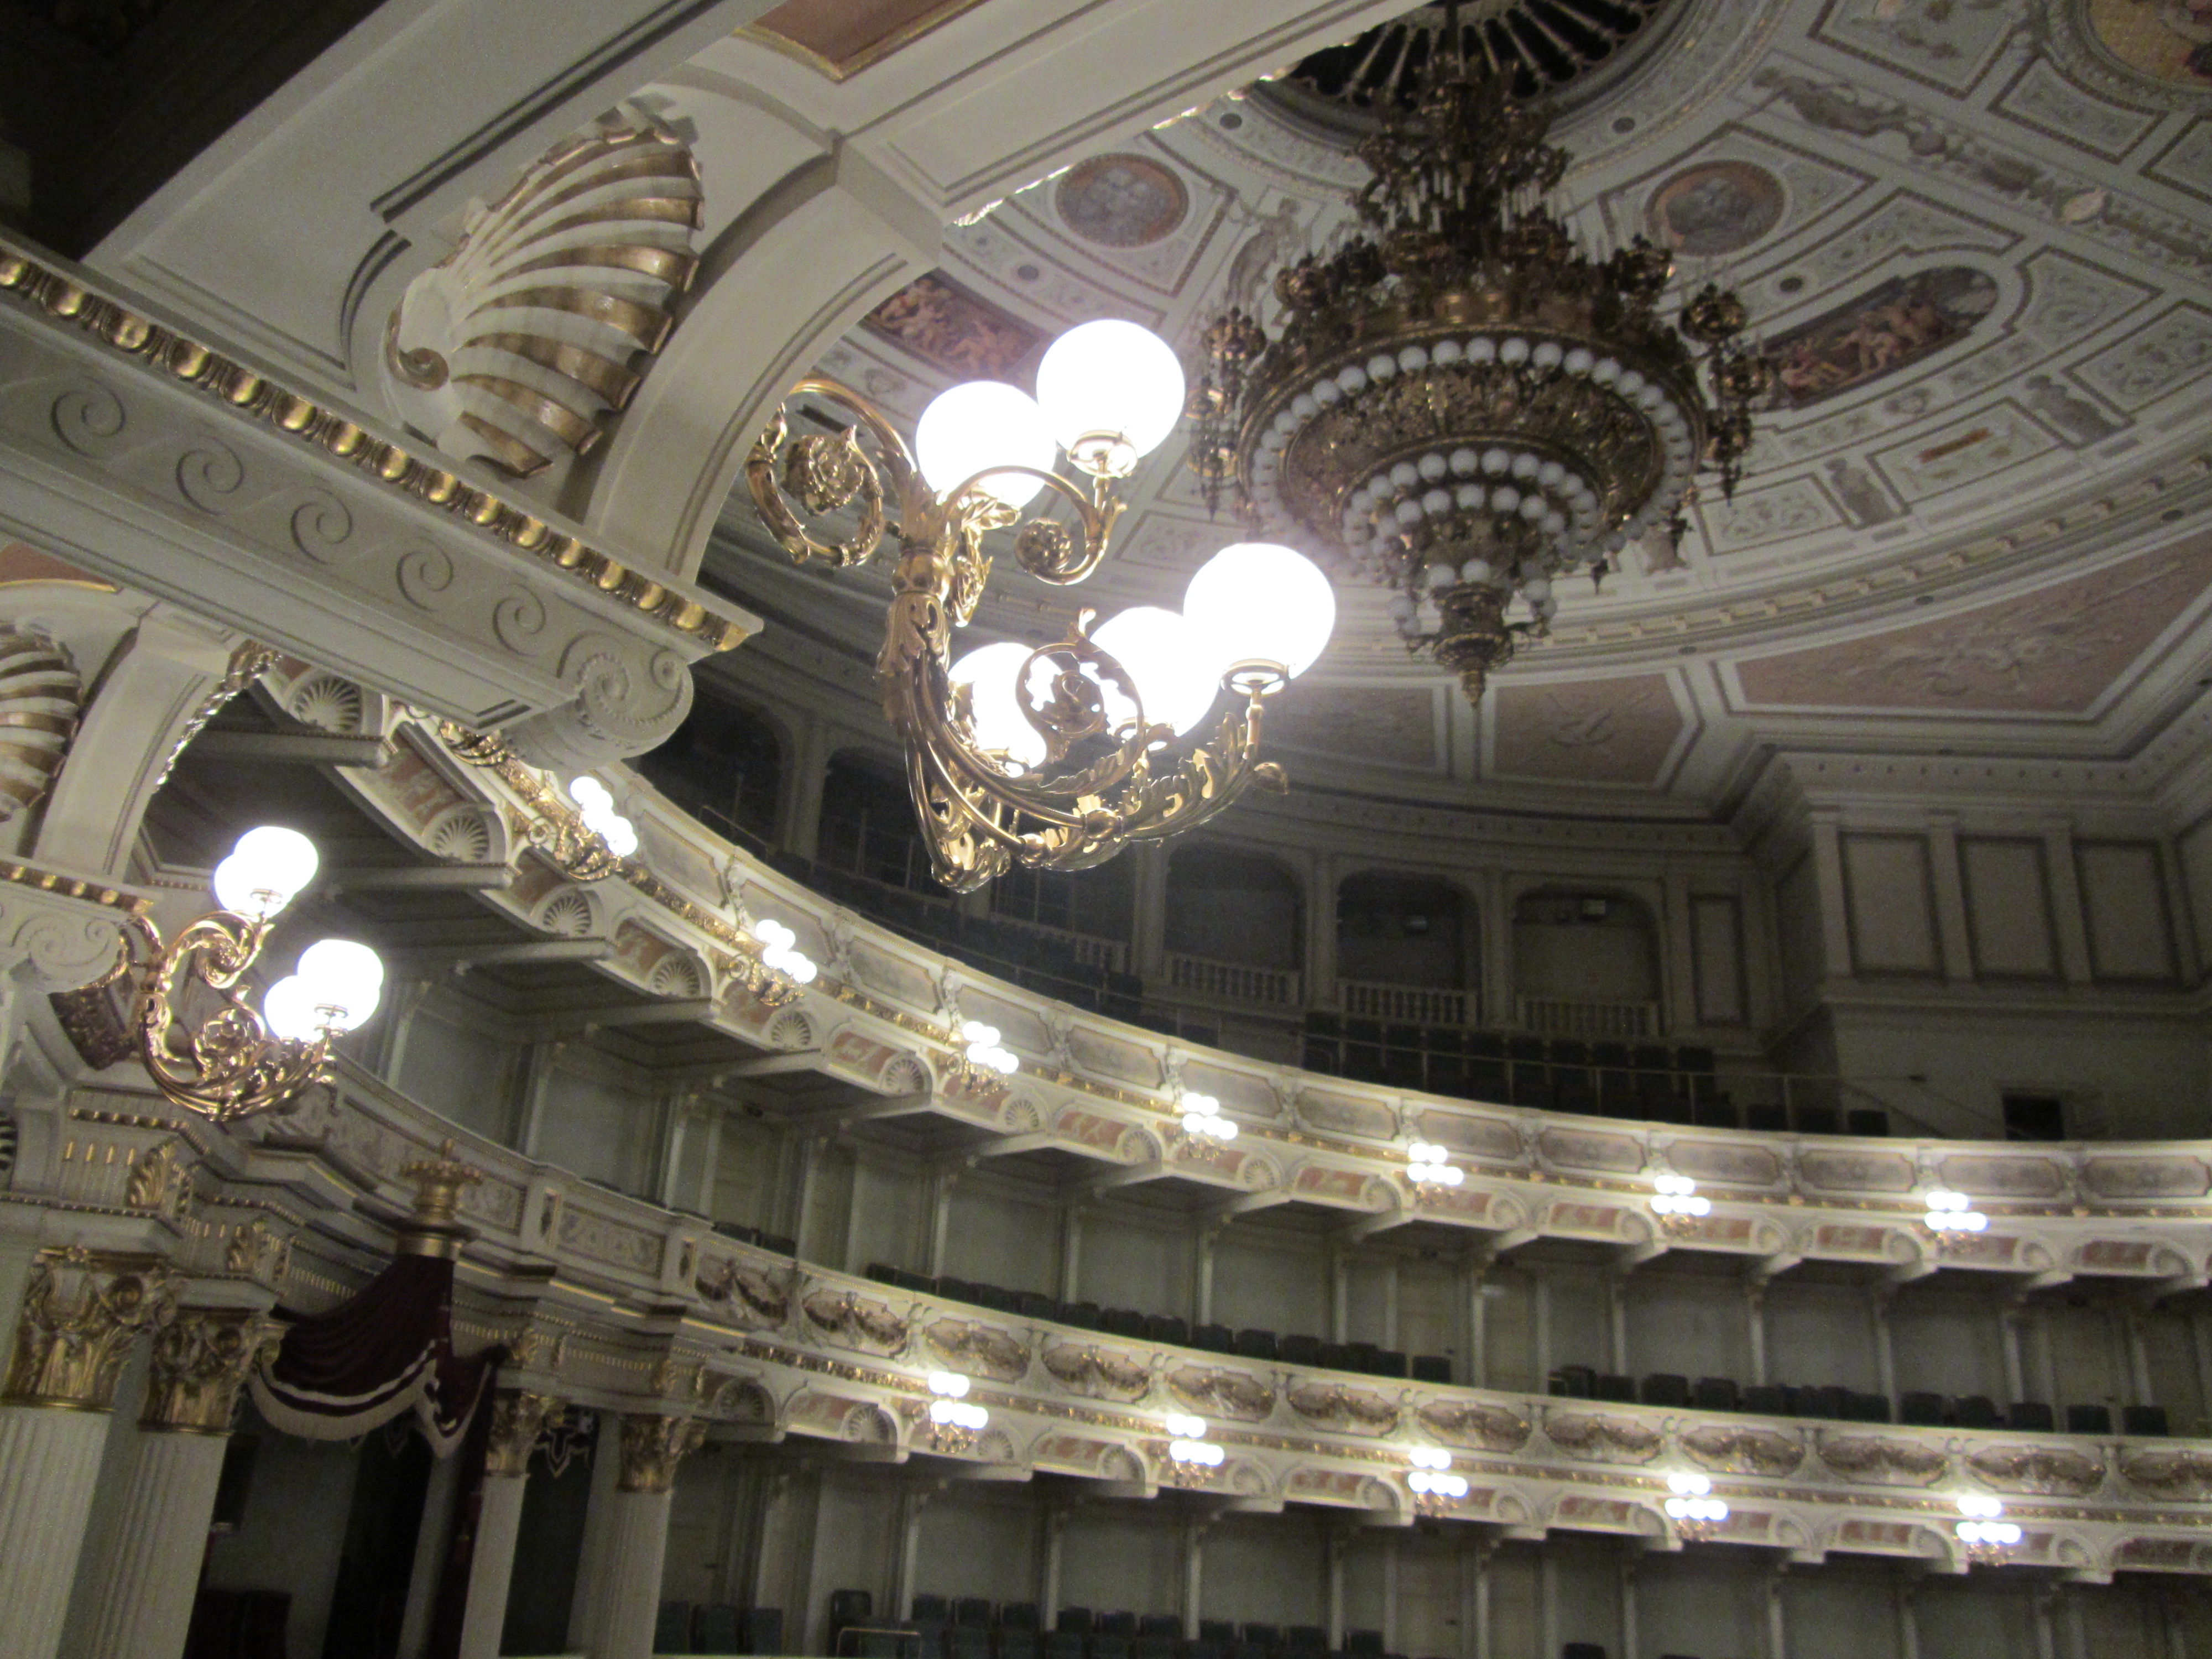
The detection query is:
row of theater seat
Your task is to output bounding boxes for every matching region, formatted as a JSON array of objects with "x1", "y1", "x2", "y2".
[
  {"x1": 652, "y1": 1602, "x2": 784, "y2": 1655},
  {"x1": 1548, "y1": 1366, "x2": 2173, "y2": 1436},
  {"x1": 864, "y1": 1265, "x2": 1453, "y2": 1381},
  {"x1": 844, "y1": 1598, "x2": 1405, "y2": 1659}
]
